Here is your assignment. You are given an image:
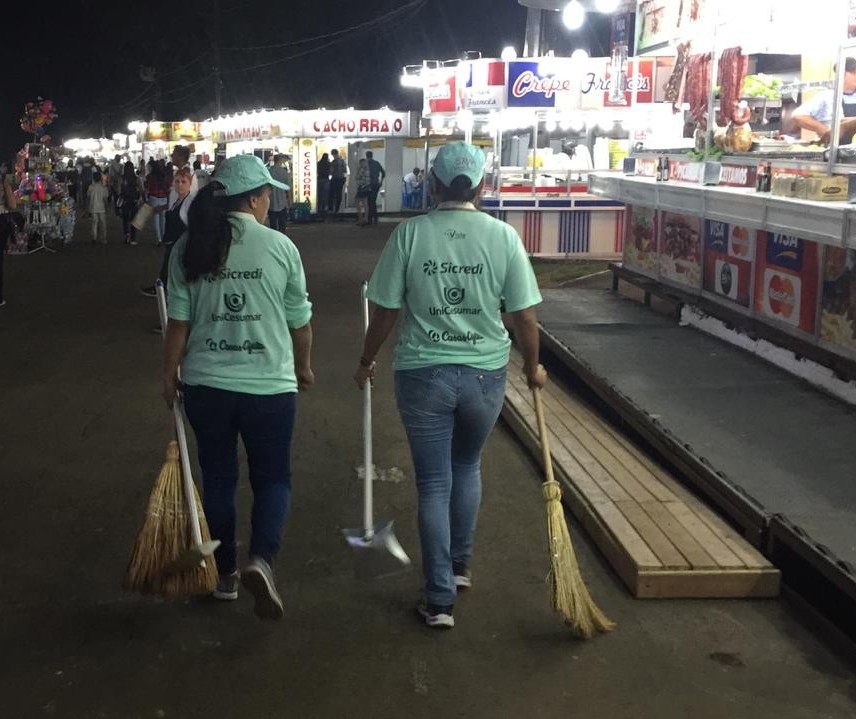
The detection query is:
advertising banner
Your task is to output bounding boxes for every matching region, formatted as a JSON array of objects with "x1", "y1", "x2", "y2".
[
  {"x1": 507, "y1": 59, "x2": 577, "y2": 109},
  {"x1": 703, "y1": 220, "x2": 754, "y2": 307},
  {"x1": 820, "y1": 247, "x2": 856, "y2": 353},
  {"x1": 753, "y1": 232, "x2": 819, "y2": 333},
  {"x1": 424, "y1": 66, "x2": 458, "y2": 114},
  {"x1": 659, "y1": 212, "x2": 702, "y2": 289},
  {"x1": 581, "y1": 59, "x2": 656, "y2": 109},
  {"x1": 459, "y1": 59, "x2": 507, "y2": 110},
  {"x1": 297, "y1": 138, "x2": 317, "y2": 210},
  {"x1": 637, "y1": 0, "x2": 708, "y2": 54},
  {"x1": 170, "y1": 121, "x2": 201, "y2": 141},
  {"x1": 301, "y1": 111, "x2": 412, "y2": 138},
  {"x1": 622, "y1": 204, "x2": 658, "y2": 277}
]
